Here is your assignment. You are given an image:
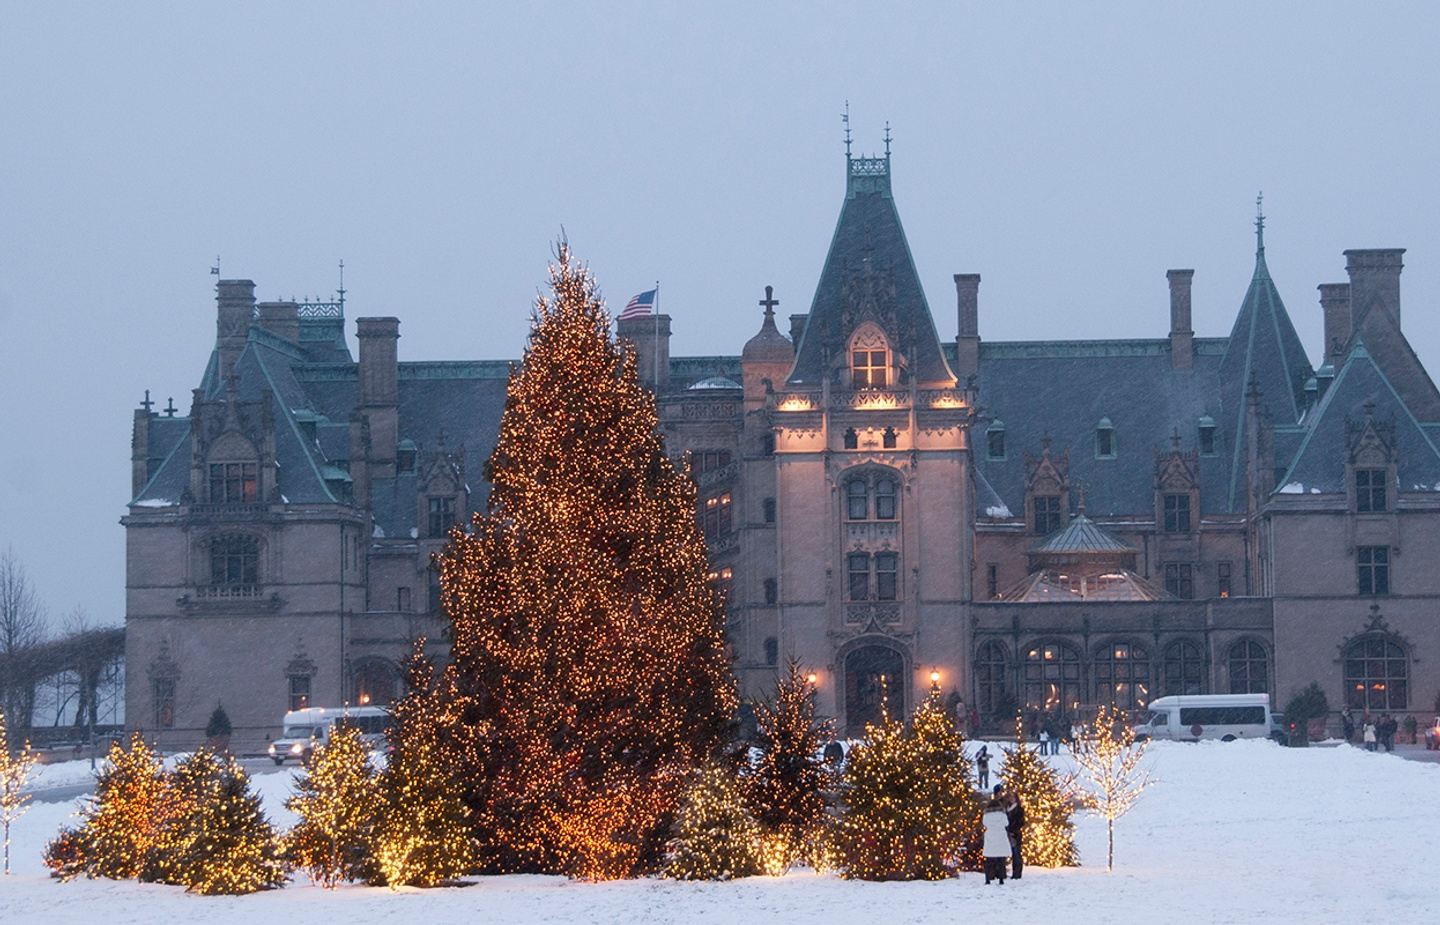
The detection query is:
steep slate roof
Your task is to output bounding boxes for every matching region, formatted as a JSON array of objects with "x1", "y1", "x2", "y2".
[
  {"x1": 966, "y1": 339, "x2": 1233, "y2": 517},
  {"x1": 1341, "y1": 283, "x2": 1440, "y2": 421},
  {"x1": 1218, "y1": 219, "x2": 1313, "y2": 508},
  {"x1": 787, "y1": 154, "x2": 954, "y2": 386},
  {"x1": 1279, "y1": 341, "x2": 1440, "y2": 494}
]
